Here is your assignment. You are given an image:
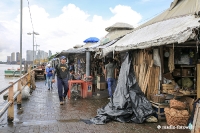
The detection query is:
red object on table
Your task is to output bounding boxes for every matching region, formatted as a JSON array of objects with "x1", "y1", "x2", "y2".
[{"x1": 68, "y1": 80, "x2": 84, "y2": 99}]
